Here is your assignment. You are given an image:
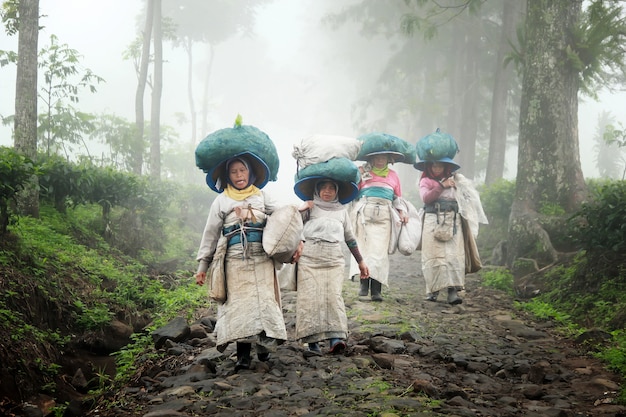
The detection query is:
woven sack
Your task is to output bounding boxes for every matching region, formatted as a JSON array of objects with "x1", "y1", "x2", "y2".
[
  {"x1": 292, "y1": 134, "x2": 361, "y2": 169},
  {"x1": 263, "y1": 205, "x2": 303, "y2": 263},
  {"x1": 355, "y1": 132, "x2": 416, "y2": 164},
  {"x1": 195, "y1": 118, "x2": 279, "y2": 192},
  {"x1": 208, "y1": 236, "x2": 228, "y2": 303},
  {"x1": 415, "y1": 128, "x2": 459, "y2": 161},
  {"x1": 397, "y1": 202, "x2": 424, "y2": 256}
]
